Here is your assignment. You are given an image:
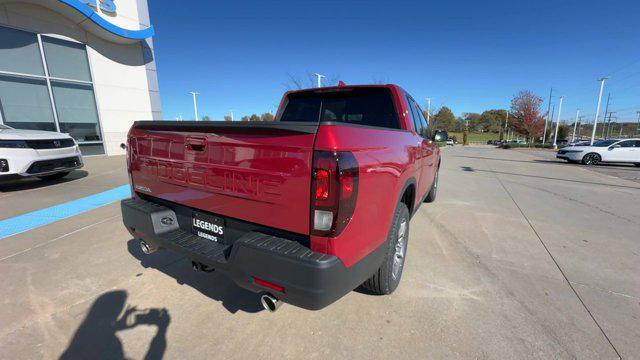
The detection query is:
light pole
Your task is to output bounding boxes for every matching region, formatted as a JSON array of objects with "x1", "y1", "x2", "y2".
[
  {"x1": 571, "y1": 108, "x2": 580, "y2": 143},
  {"x1": 590, "y1": 77, "x2": 608, "y2": 145},
  {"x1": 314, "y1": 73, "x2": 325, "y2": 88},
  {"x1": 189, "y1": 91, "x2": 200, "y2": 121},
  {"x1": 230, "y1": 109, "x2": 234, "y2": 121},
  {"x1": 552, "y1": 96, "x2": 563, "y2": 149},
  {"x1": 637, "y1": 111, "x2": 640, "y2": 136}
]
